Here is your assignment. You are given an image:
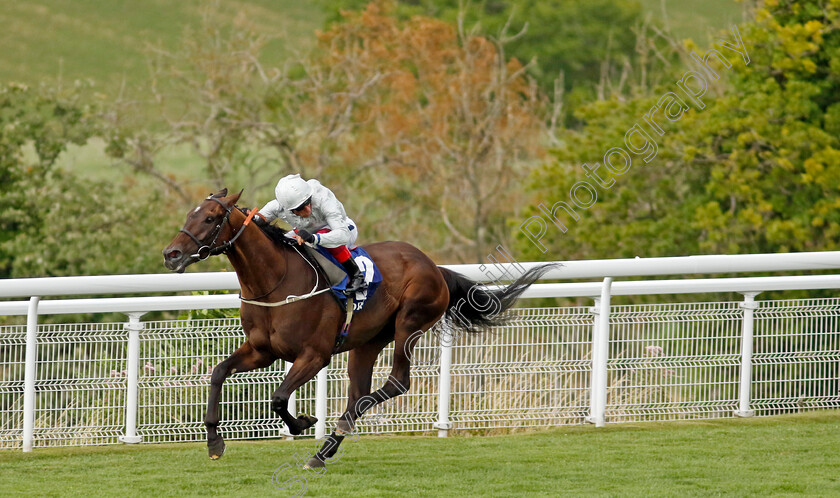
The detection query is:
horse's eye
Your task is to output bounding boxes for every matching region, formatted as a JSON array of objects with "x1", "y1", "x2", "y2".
[{"x1": 205, "y1": 216, "x2": 214, "y2": 223}]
